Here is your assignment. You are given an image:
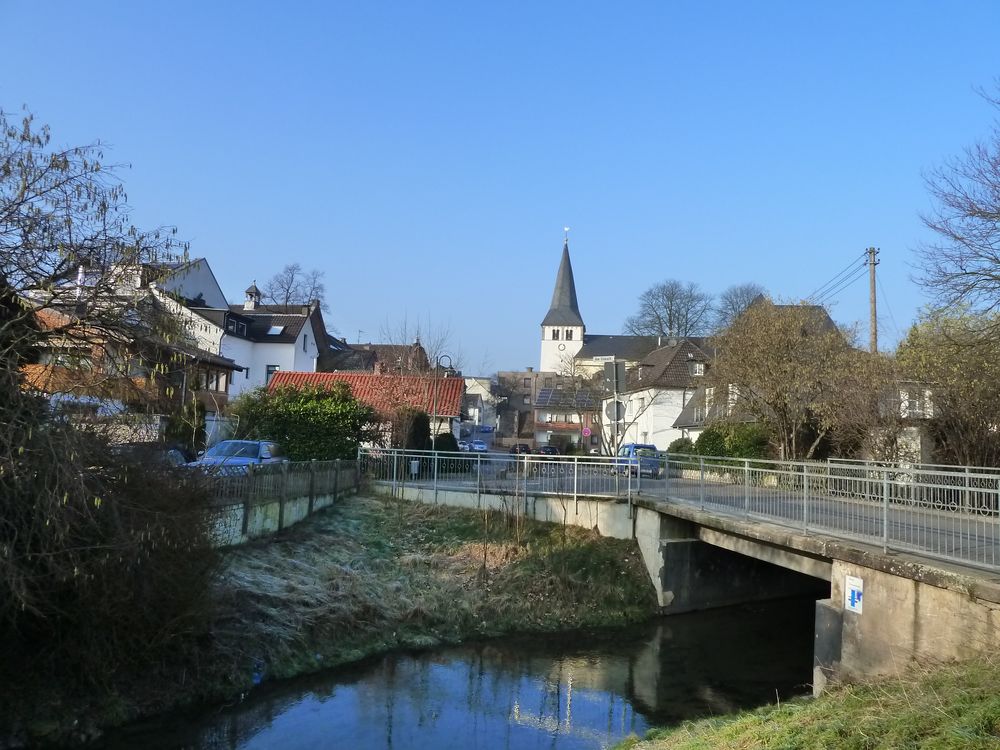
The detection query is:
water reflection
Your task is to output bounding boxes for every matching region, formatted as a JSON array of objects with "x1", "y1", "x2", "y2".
[{"x1": 96, "y1": 597, "x2": 816, "y2": 750}]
